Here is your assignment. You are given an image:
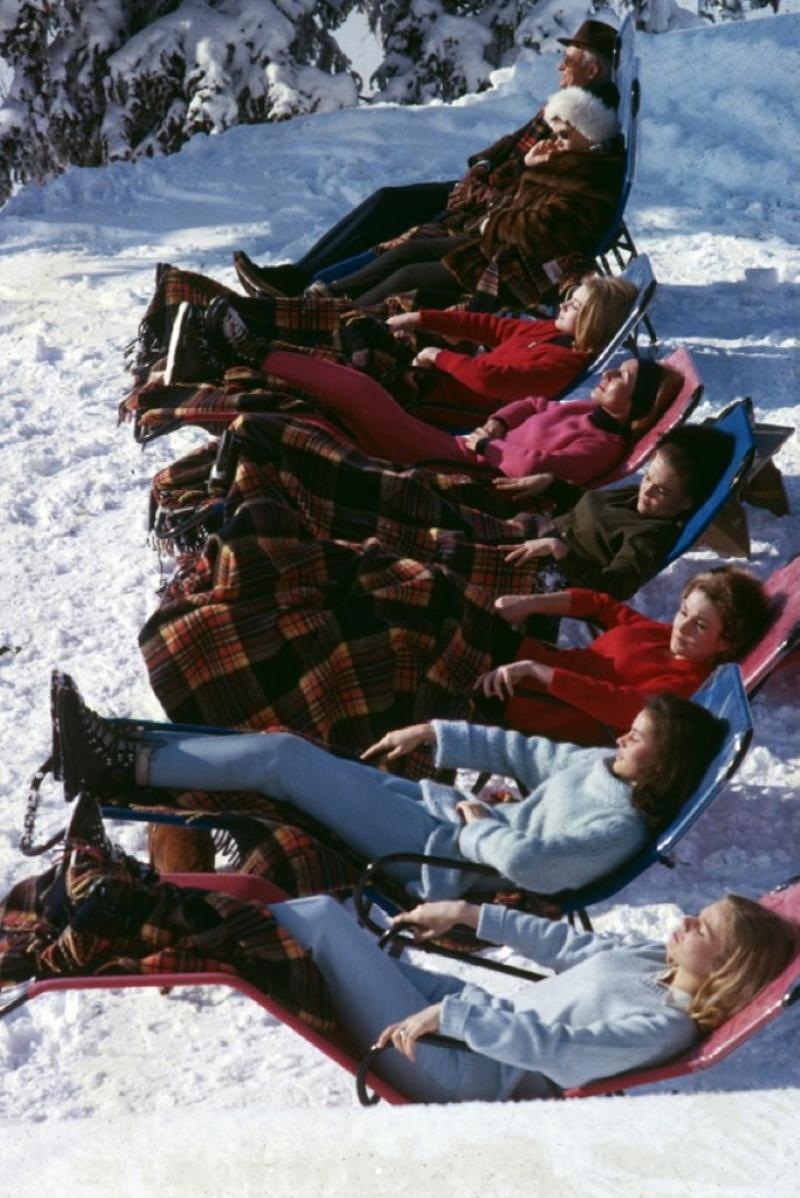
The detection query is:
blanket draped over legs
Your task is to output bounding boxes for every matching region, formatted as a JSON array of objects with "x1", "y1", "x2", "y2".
[{"x1": 140, "y1": 414, "x2": 564, "y2": 764}]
